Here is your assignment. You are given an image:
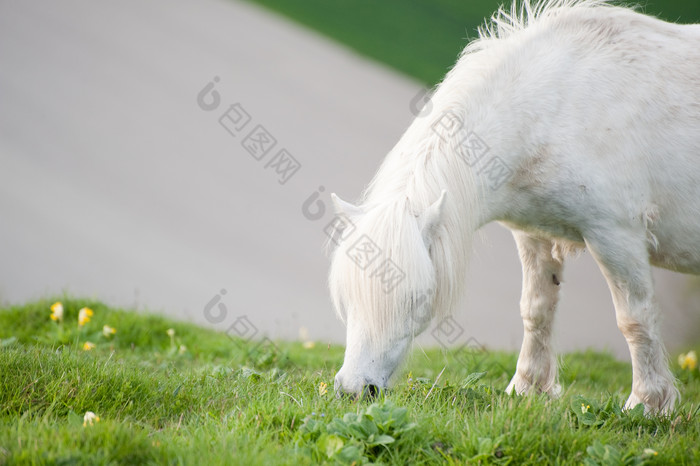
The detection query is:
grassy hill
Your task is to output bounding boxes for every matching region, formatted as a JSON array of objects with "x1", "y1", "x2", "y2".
[
  {"x1": 1, "y1": 299, "x2": 699, "y2": 464},
  {"x1": 243, "y1": 0, "x2": 700, "y2": 85}
]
